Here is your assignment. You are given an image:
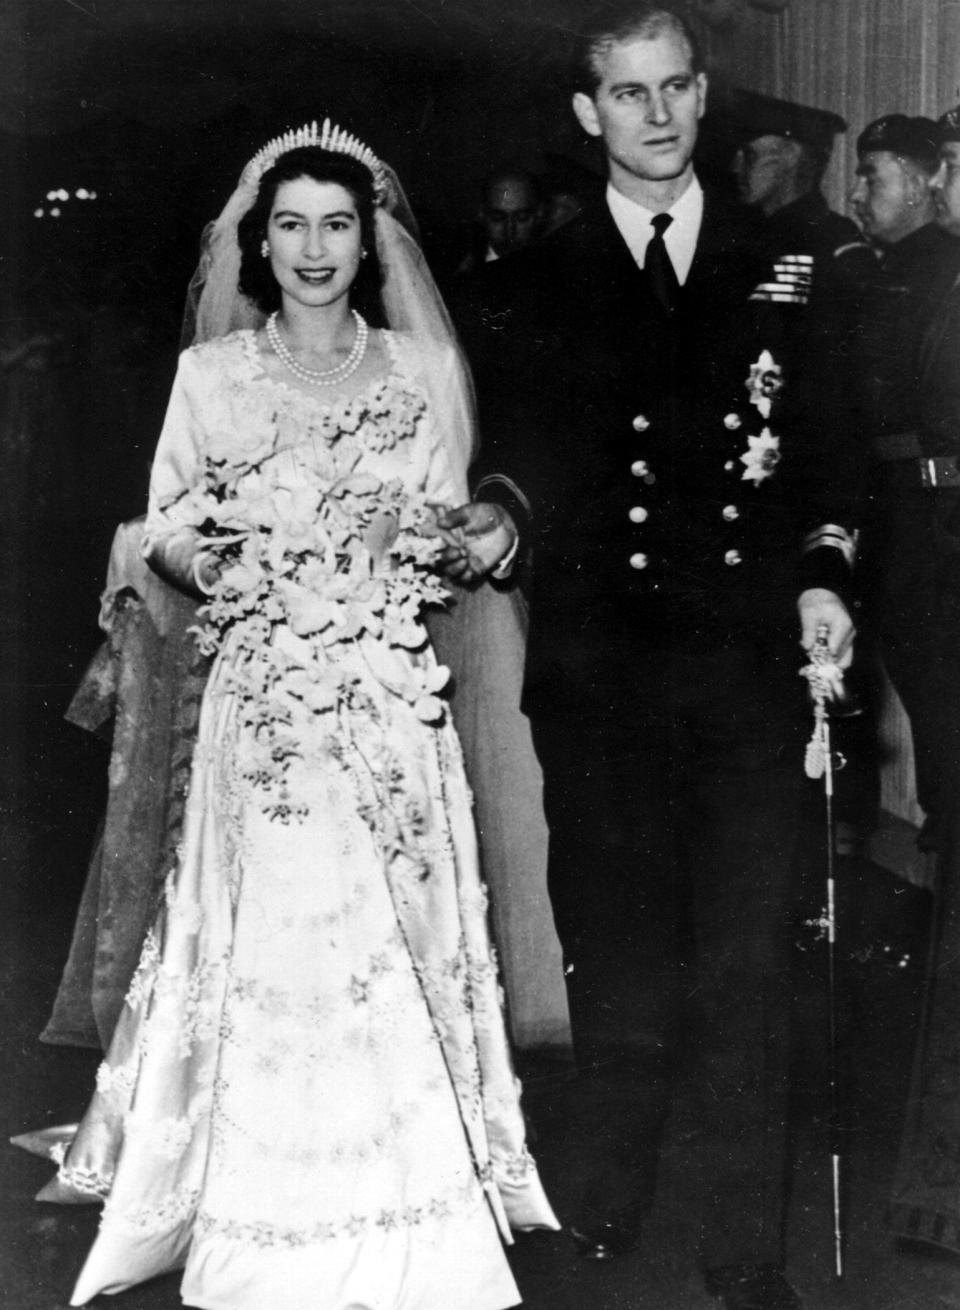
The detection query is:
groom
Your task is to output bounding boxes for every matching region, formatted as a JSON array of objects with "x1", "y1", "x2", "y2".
[{"x1": 442, "y1": 6, "x2": 856, "y2": 1308}]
